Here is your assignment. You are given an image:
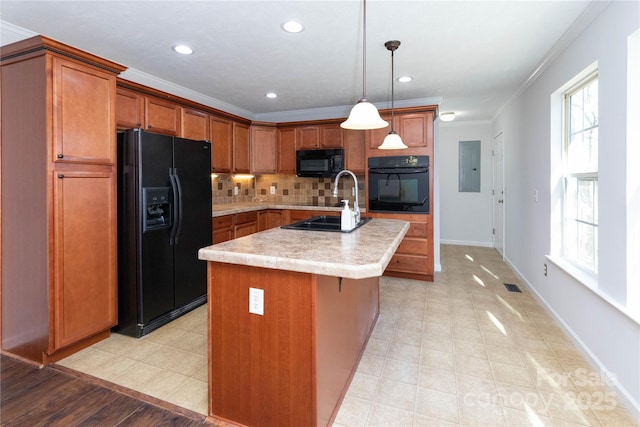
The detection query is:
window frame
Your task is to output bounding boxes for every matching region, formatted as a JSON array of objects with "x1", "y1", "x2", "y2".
[{"x1": 561, "y1": 72, "x2": 599, "y2": 274}]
